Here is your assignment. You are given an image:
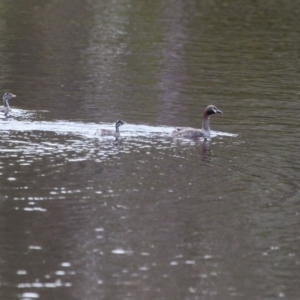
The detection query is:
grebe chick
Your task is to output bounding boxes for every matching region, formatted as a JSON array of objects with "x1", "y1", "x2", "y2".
[
  {"x1": 0, "y1": 93, "x2": 17, "y2": 117},
  {"x1": 98, "y1": 120, "x2": 126, "y2": 138},
  {"x1": 172, "y1": 105, "x2": 222, "y2": 139}
]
